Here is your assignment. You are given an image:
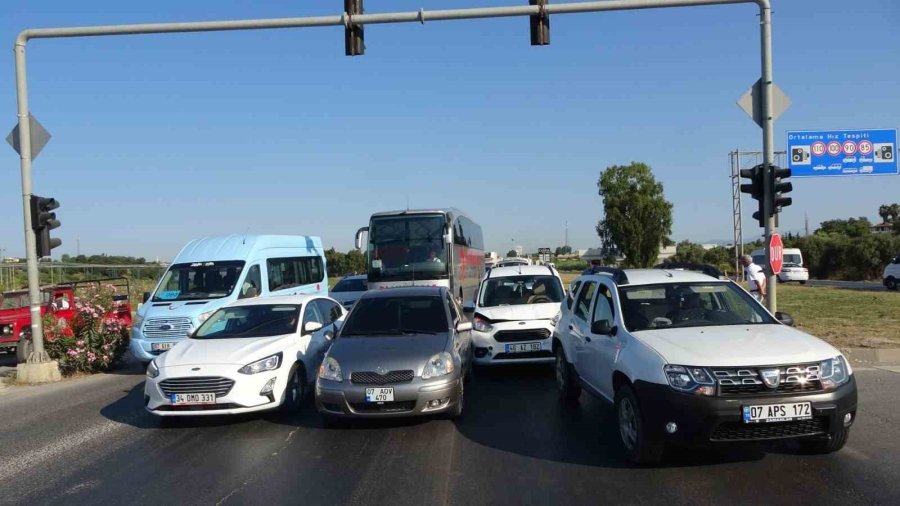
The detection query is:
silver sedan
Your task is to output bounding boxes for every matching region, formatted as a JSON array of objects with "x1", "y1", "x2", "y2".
[{"x1": 315, "y1": 287, "x2": 473, "y2": 421}]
